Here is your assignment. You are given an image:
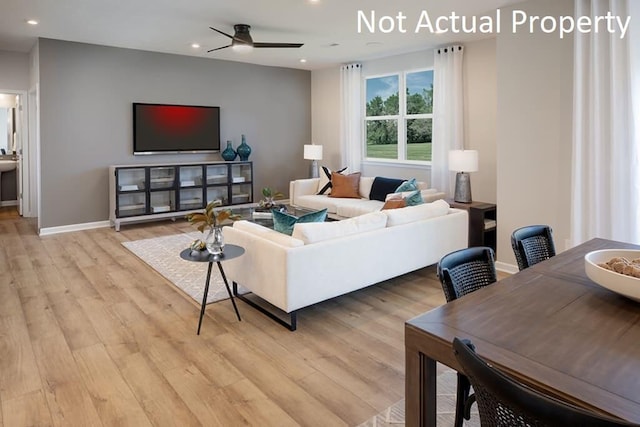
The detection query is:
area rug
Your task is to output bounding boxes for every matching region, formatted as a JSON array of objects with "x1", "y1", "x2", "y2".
[
  {"x1": 357, "y1": 364, "x2": 480, "y2": 426},
  {"x1": 122, "y1": 232, "x2": 235, "y2": 304}
]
